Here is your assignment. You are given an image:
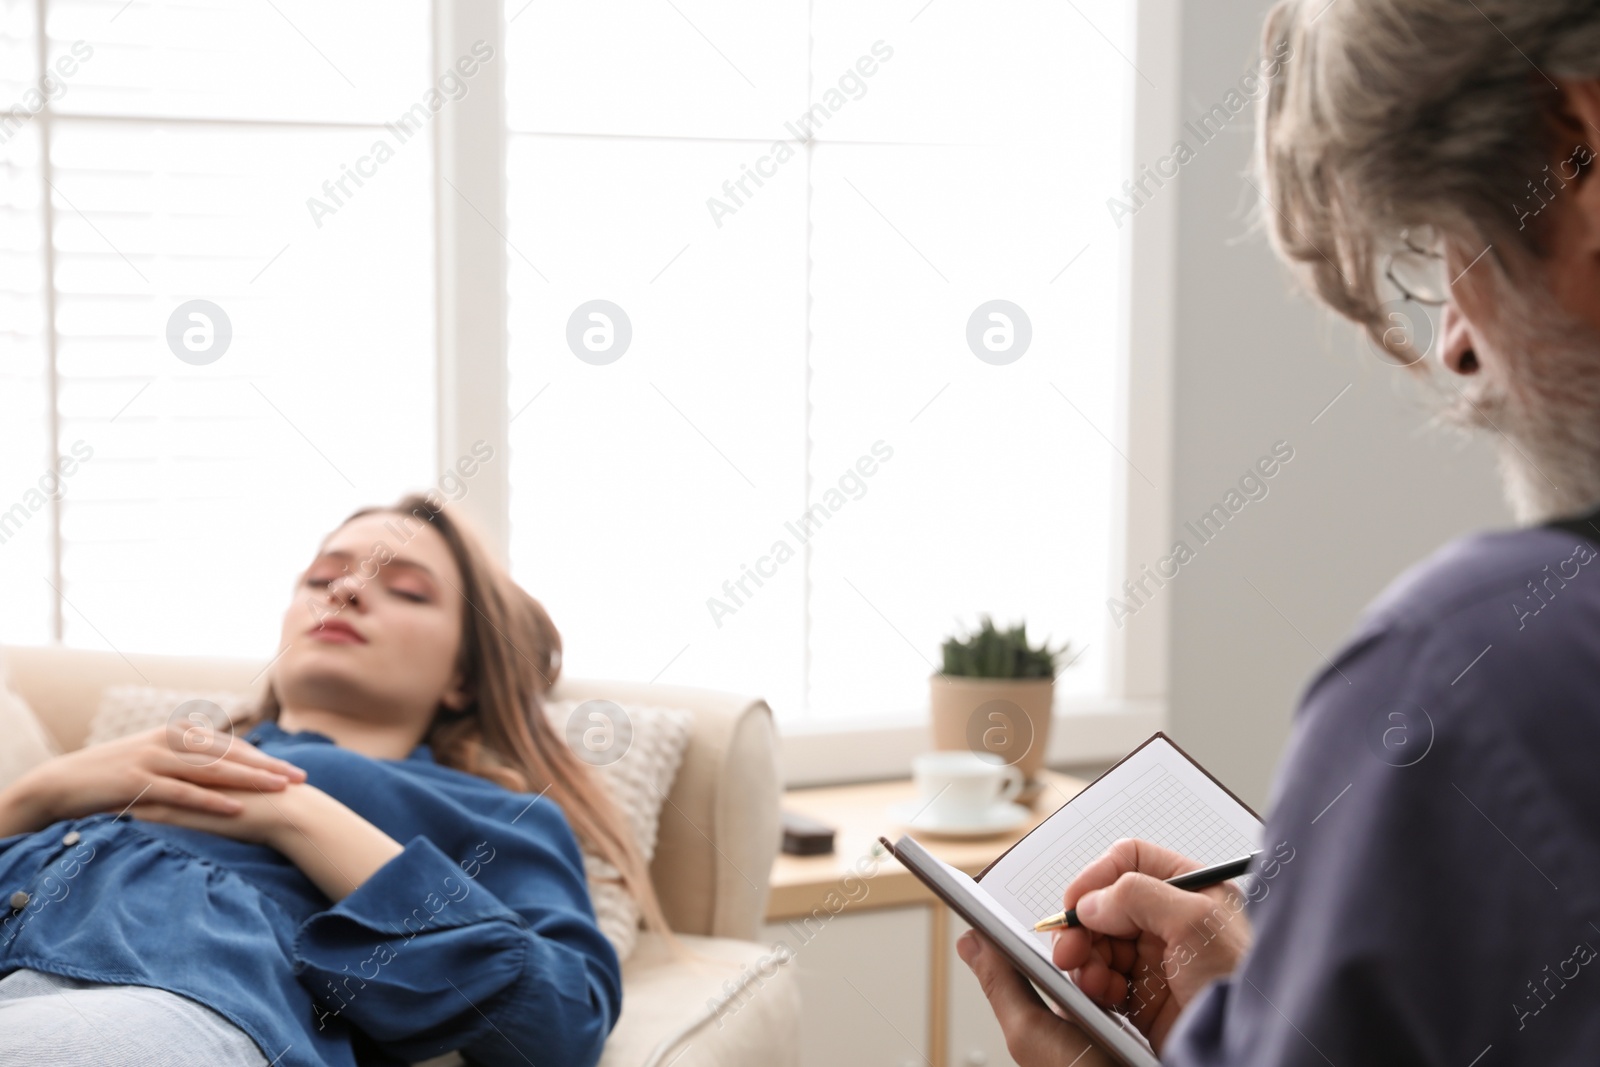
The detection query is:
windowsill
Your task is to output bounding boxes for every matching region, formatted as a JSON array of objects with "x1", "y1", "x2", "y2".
[{"x1": 777, "y1": 696, "x2": 1165, "y2": 789}]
